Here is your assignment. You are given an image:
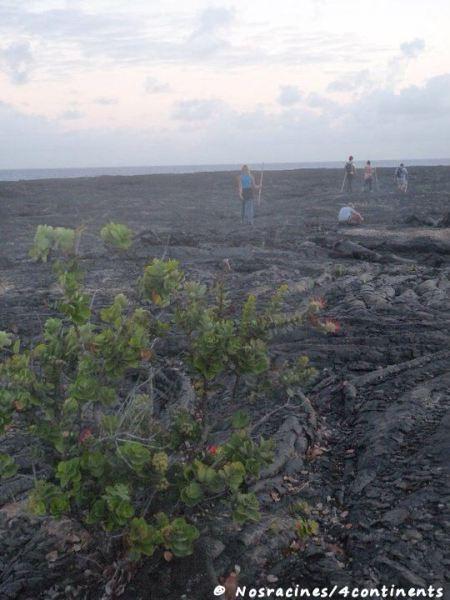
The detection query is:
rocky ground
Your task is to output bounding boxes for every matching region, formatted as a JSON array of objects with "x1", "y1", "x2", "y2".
[{"x1": 0, "y1": 167, "x2": 449, "y2": 599}]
